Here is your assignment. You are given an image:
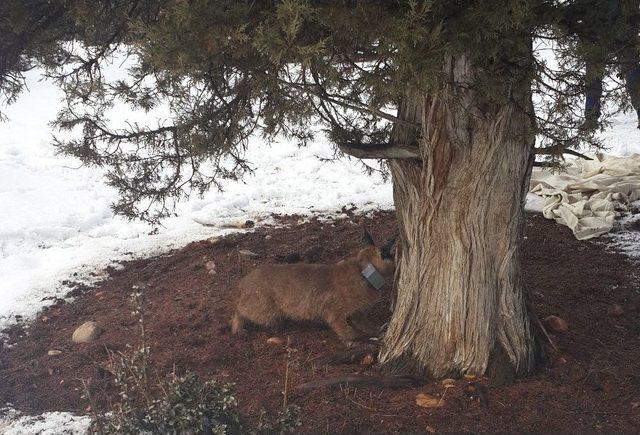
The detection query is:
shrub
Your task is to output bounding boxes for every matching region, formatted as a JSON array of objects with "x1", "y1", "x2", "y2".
[{"x1": 86, "y1": 287, "x2": 300, "y2": 434}]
